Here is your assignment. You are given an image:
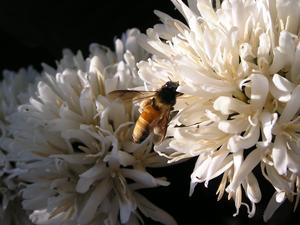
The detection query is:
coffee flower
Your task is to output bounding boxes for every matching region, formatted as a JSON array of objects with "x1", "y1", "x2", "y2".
[
  {"x1": 8, "y1": 29, "x2": 176, "y2": 225},
  {"x1": 137, "y1": 0, "x2": 300, "y2": 220},
  {"x1": 0, "y1": 67, "x2": 39, "y2": 225}
]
